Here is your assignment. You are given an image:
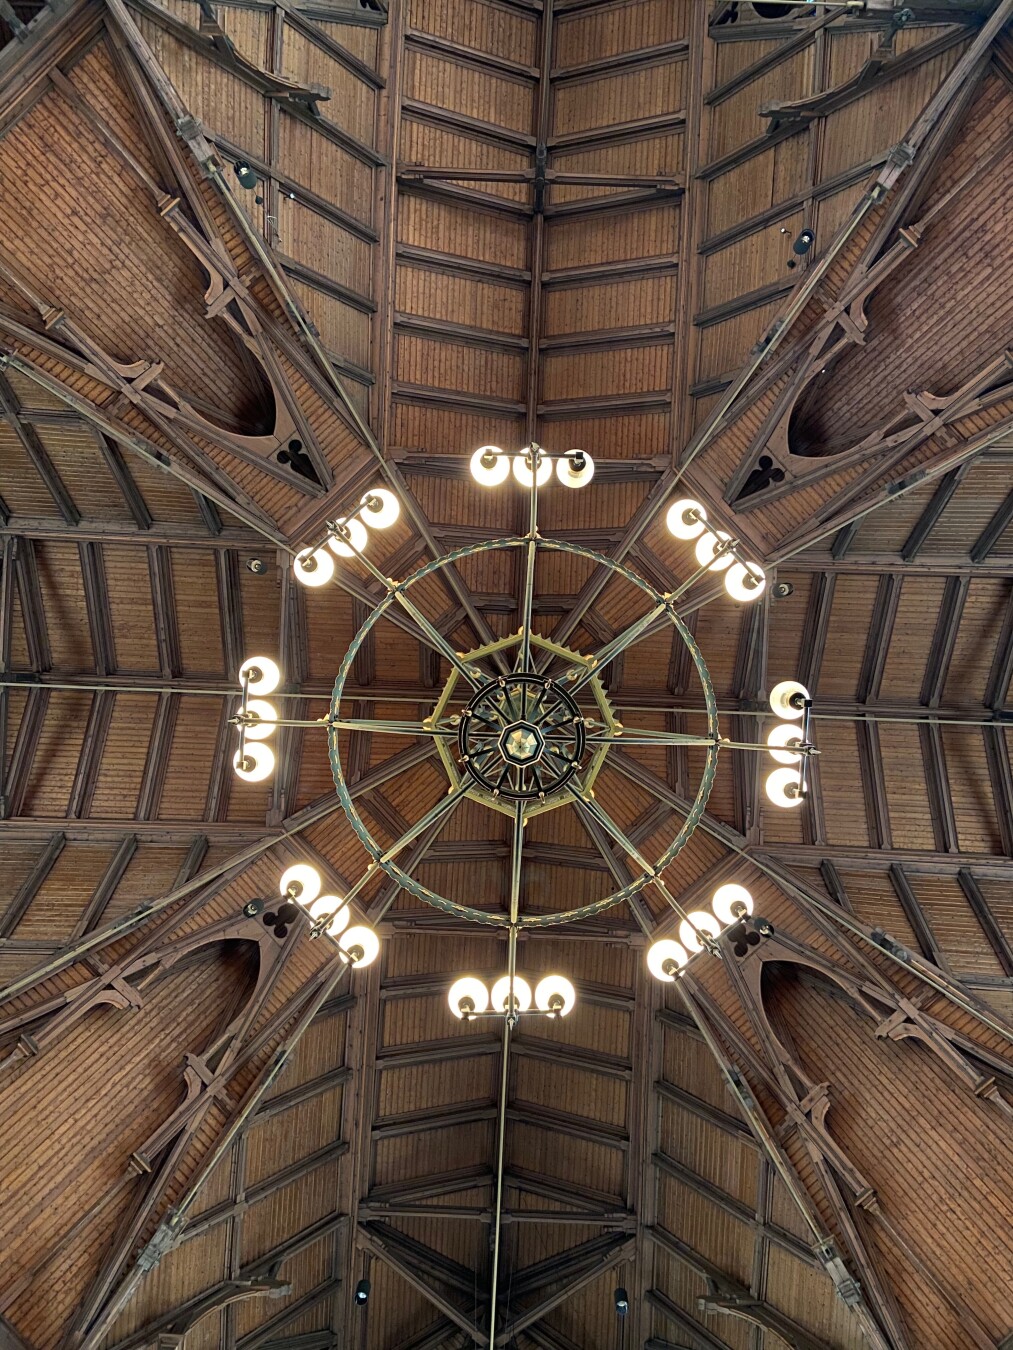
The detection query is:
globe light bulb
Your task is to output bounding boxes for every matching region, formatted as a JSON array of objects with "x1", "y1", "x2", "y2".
[
  {"x1": 766, "y1": 766, "x2": 805, "y2": 809},
  {"x1": 646, "y1": 939, "x2": 688, "y2": 982},
  {"x1": 233, "y1": 743, "x2": 275, "y2": 782},
  {"x1": 279, "y1": 863, "x2": 322, "y2": 905},
  {"x1": 470, "y1": 445, "x2": 510, "y2": 487},
  {"x1": 767, "y1": 722, "x2": 803, "y2": 764},
  {"x1": 339, "y1": 925, "x2": 380, "y2": 967},
  {"x1": 490, "y1": 974, "x2": 532, "y2": 1013},
  {"x1": 725, "y1": 561, "x2": 766, "y2": 603},
  {"x1": 238, "y1": 656, "x2": 281, "y2": 696},
  {"x1": 712, "y1": 883, "x2": 754, "y2": 926},
  {"x1": 512, "y1": 449, "x2": 552, "y2": 488},
  {"x1": 694, "y1": 530, "x2": 734, "y2": 572},
  {"x1": 768, "y1": 679, "x2": 810, "y2": 720},
  {"x1": 309, "y1": 896, "x2": 348, "y2": 935},
  {"x1": 327, "y1": 517, "x2": 368, "y2": 558},
  {"x1": 359, "y1": 488, "x2": 400, "y2": 529},
  {"x1": 679, "y1": 911, "x2": 721, "y2": 954},
  {"x1": 448, "y1": 976, "x2": 490, "y2": 1020},
  {"x1": 556, "y1": 451, "x2": 594, "y2": 489},
  {"x1": 534, "y1": 974, "x2": 576, "y2": 1016},
  {"x1": 666, "y1": 499, "x2": 708, "y2": 541},
  {"x1": 242, "y1": 698, "x2": 278, "y2": 740},
  {"x1": 294, "y1": 546, "x2": 334, "y2": 587}
]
